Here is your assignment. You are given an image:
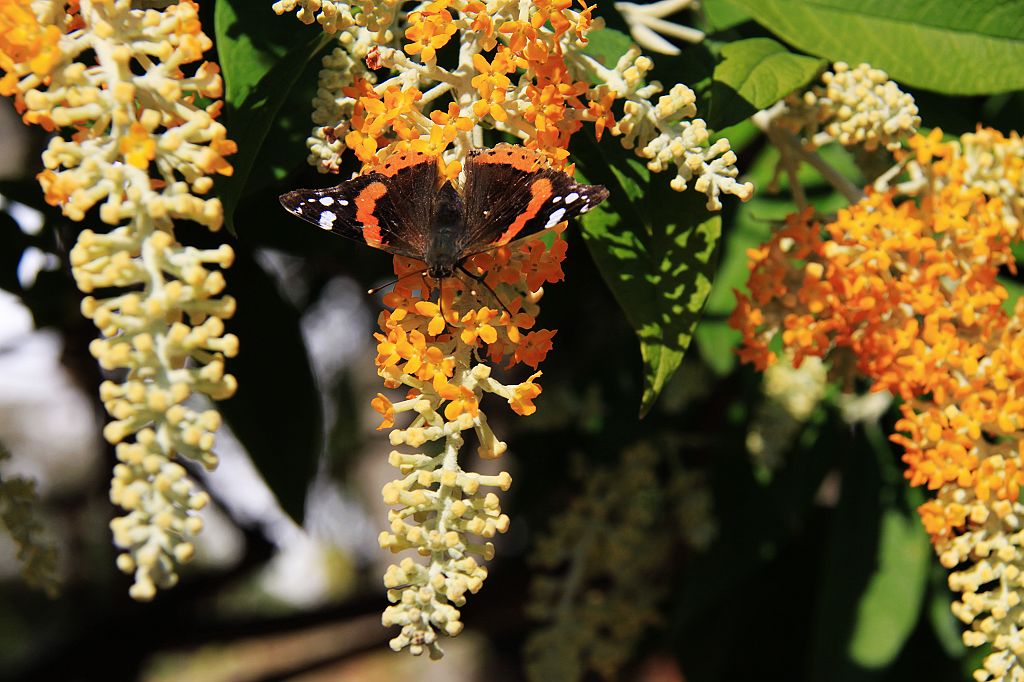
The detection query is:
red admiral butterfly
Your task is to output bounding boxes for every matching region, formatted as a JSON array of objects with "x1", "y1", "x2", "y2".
[{"x1": 279, "y1": 144, "x2": 609, "y2": 282}]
